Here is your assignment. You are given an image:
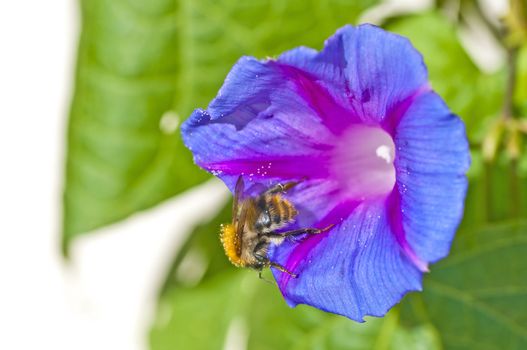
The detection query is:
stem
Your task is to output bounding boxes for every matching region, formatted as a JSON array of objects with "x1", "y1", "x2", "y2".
[
  {"x1": 503, "y1": 46, "x2": 519, "y2": 120},
  {"x1": 503, "y1": 39, "x2": 520, "y2": 217}
]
